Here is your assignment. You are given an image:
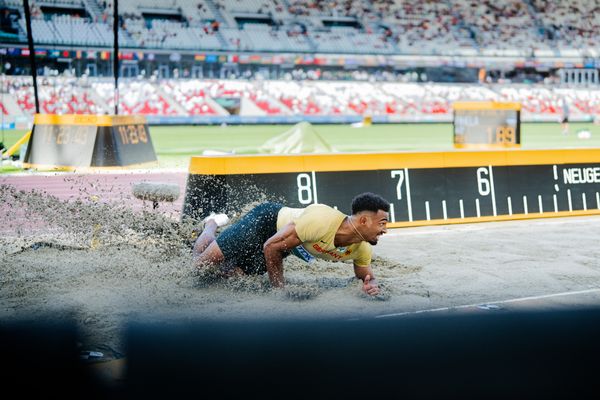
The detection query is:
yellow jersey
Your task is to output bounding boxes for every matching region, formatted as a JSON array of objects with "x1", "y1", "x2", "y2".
[{"x1": 277, "y1": 204, "x2": 371, "y2": 267}]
